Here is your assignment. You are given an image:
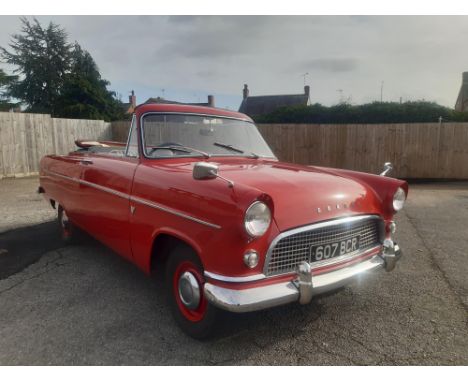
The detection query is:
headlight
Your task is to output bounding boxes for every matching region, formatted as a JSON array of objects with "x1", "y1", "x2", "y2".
[
  {"x1": 244, "y1": 201, "x2": 271, "y2": 237},
  {"x1": 393, "y1": 187, "x2": 406, "y2": 211}
]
